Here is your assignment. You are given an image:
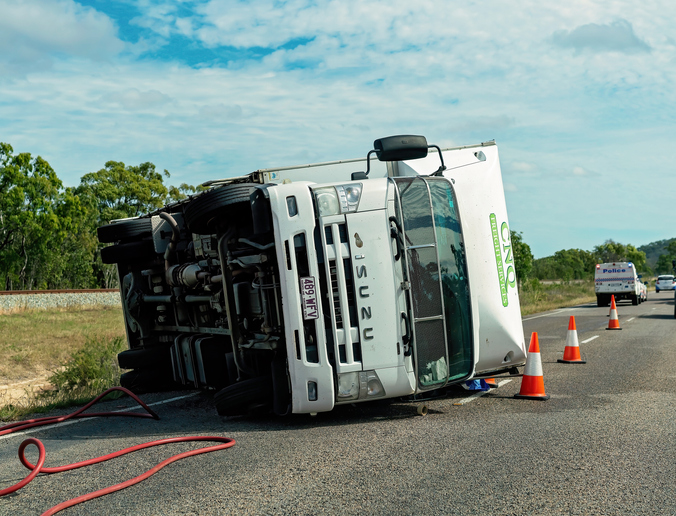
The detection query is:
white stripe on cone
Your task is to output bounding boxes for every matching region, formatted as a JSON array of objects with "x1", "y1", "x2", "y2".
[
  {"x1": 566, "y1": 329, "x2": 579, "y2": 348},
  {"x1": 523, "y1": 352, "x2": 543, "y2": 377}
]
